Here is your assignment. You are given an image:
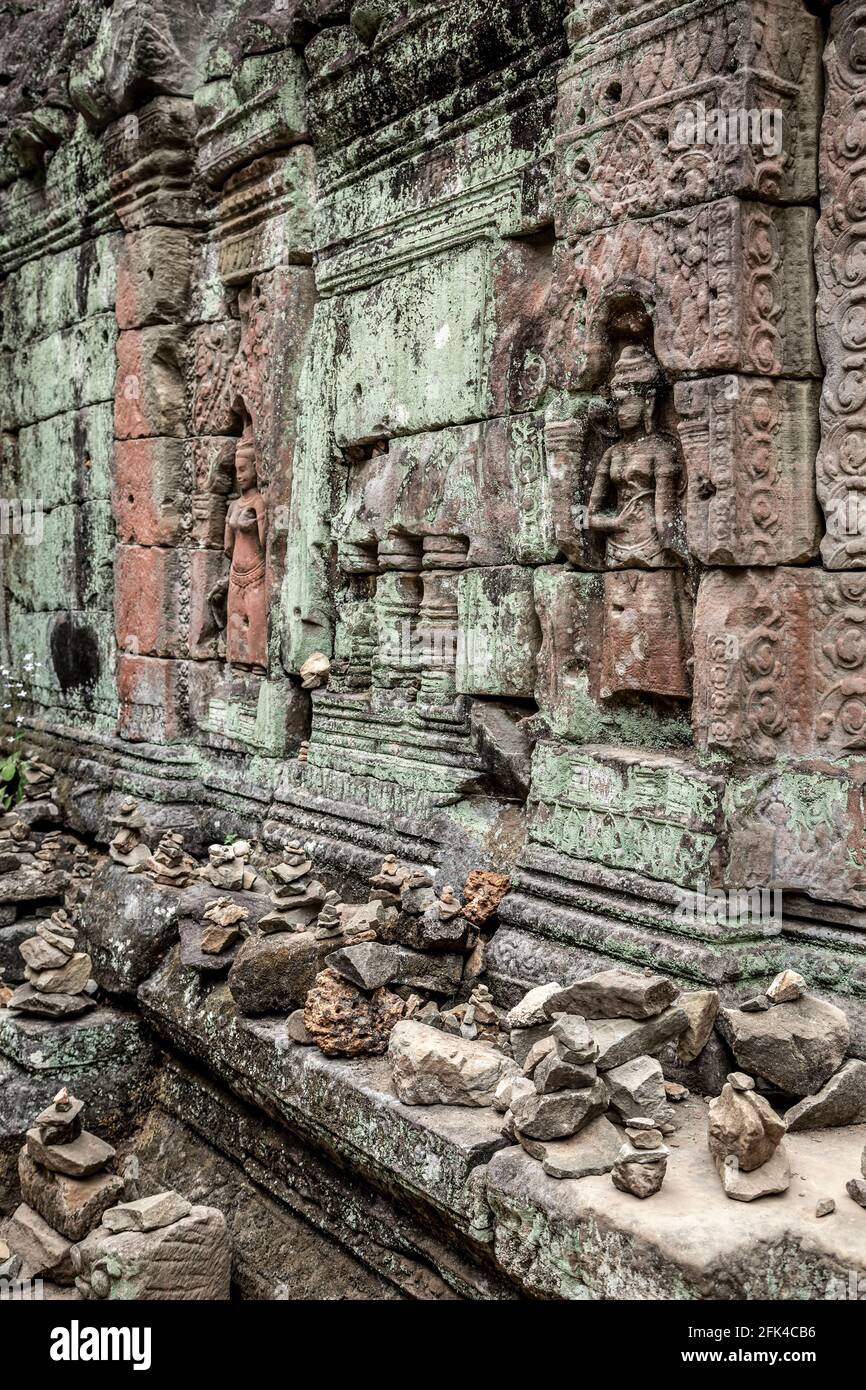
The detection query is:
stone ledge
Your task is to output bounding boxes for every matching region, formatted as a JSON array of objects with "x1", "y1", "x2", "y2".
[
  {"x1": 142, "y1": 1057, "x2": 516, "y2": 1300},
  {"x1": 486, "y1": 1099, "x2": 866, "y2": 1300},
  {"x1": 137, "y1": 949, "x2": 508, "y2": 1231}
]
